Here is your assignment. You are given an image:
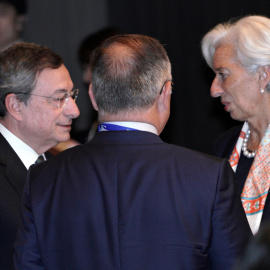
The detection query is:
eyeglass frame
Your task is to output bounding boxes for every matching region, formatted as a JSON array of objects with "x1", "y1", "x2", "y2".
[
  {"x1": 159, "y1": 80, "x2": 174, "y2": 95},
  {"x1": 15, "y1": 88, "x2": 79, "y2": 108}
]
